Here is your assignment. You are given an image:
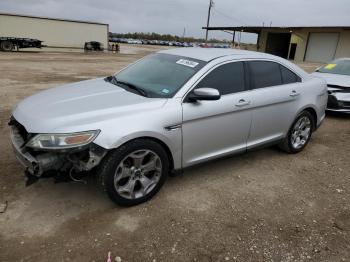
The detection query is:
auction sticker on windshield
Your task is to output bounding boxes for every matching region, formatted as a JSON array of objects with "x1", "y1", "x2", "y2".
[
  {"x1": 325, "y1": 63, "x2": 337, "y2": 70},
  {"x1": 176, "y1": 59, "x2": 199, "y2": 68}
]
